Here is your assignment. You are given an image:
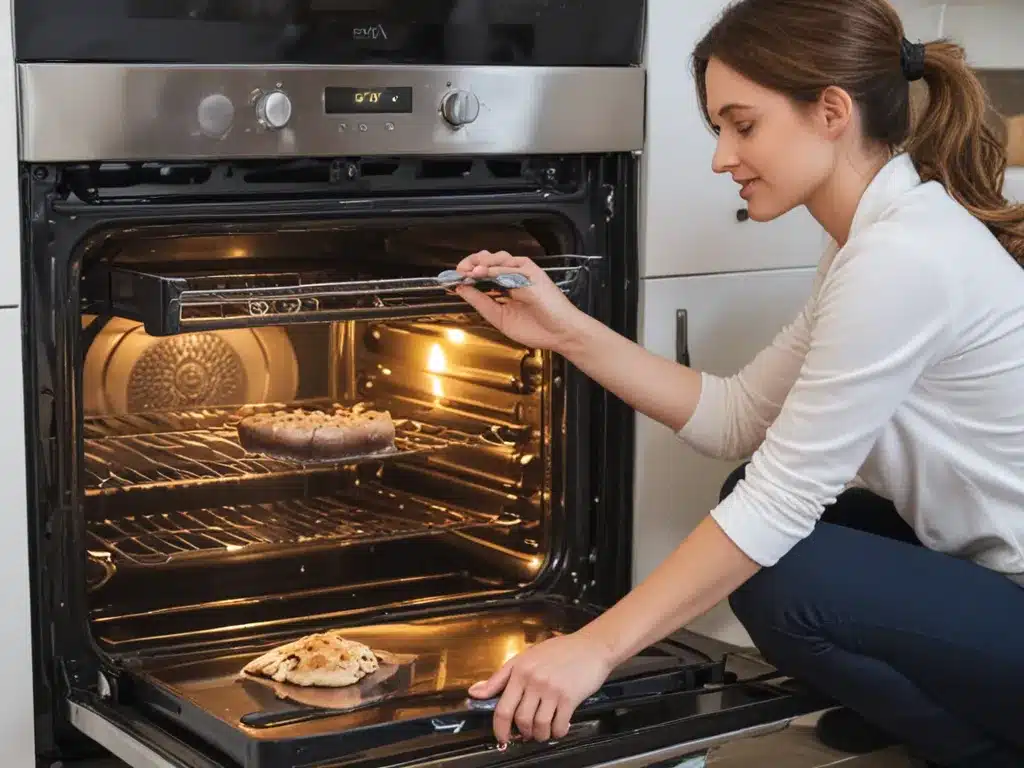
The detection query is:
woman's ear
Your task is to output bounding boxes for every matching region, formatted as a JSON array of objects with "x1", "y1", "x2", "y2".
[{"x1": 817, "y1": 85, "x2": 855, "y2": 140}]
